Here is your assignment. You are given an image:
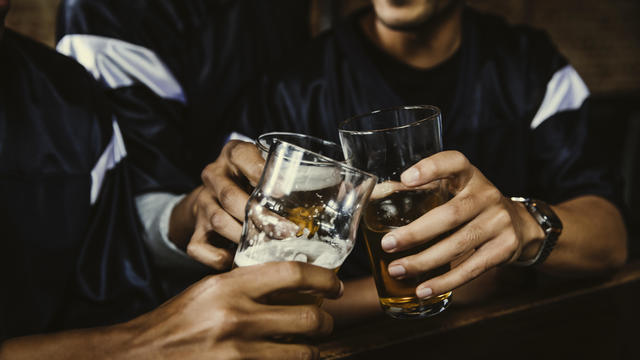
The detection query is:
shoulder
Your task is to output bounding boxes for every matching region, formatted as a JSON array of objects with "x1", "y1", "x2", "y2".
[
  {"x1": 2, "y1": 30, "x2": 114, "y2": 171},
  {"x1": 57, "y1": 0, "x2": 199, "y2": 50},
  {"x1": 469, "y1": 8, "x2": 567, "y2": 79}
]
